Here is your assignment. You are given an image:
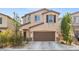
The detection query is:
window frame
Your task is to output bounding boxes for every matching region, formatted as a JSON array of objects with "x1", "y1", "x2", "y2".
[
  {"x1": 35, "y1": 15, "x2": 40, "y2": 22},
  {"x1": 46, "y1": 15, "x2": 55, "y2": 23}
]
